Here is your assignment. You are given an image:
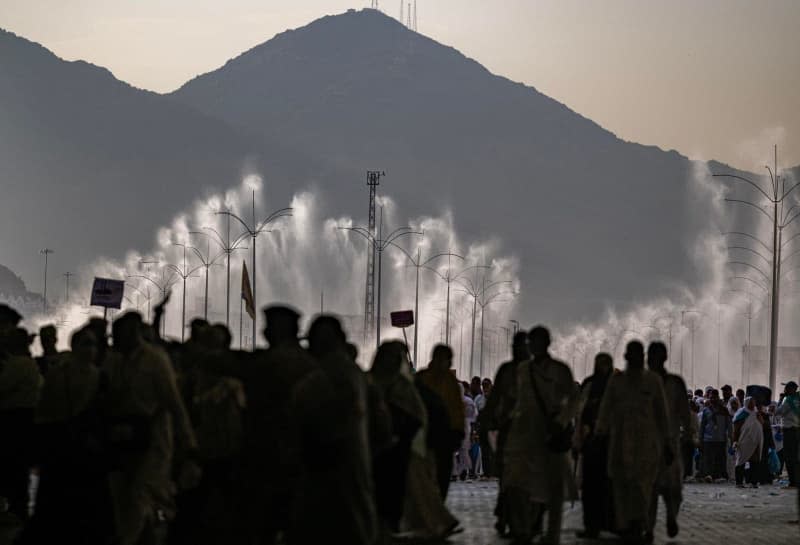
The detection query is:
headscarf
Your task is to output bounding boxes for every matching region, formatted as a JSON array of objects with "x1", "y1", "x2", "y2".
[{"x1": 727, "y1": 396, "x2": 741, "y2": 417}]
